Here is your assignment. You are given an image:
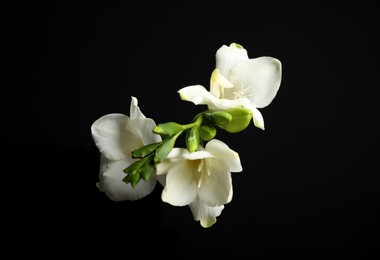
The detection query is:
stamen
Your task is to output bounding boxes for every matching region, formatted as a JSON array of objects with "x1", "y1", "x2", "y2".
[
  {"x1": 233, "y1": 88, "x2": 252, "y2": 99},
  {"x1": 220, "y1": 86, "x2": 224, "y2": 99},
  {"x1": 198, "y1": 172, "x2": 204, "y2": 188},
  {"x1": 233, "y1": 89, "x2": 245, "y2": 100},
  {"x1": 198, "y1": 160, "x2": 204, "y2": 172}
]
